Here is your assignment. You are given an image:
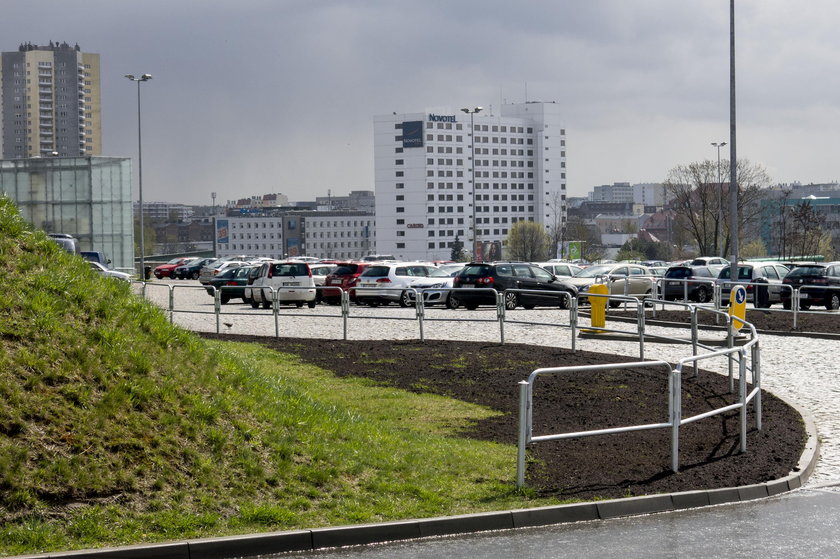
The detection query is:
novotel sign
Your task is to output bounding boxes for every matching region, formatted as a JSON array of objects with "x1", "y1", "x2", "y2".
[{"x1": 428, "y1": 113, "x2": 457, "y2": 122}]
